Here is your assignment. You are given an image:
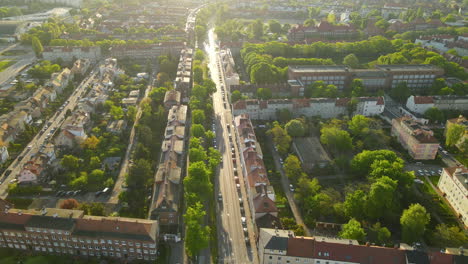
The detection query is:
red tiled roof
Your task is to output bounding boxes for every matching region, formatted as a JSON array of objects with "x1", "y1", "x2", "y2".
[
  {"x1": 0, "y1": 211, "x2": 33, "y2": 226},
  {"x1": 413, "y1": 96, "x2": 434, "y2": 104},
  {"x1": 312, "y1": 241, "x2": 406, "y2": 263},
  {"x1": 253, "y1": 194, "x2": 278, "y2": 214},
  {"x1": 428, "y1": 251, "x2": 453, "y2": 264},
  {"x1": 233, "y1": 100, "x2": 246, "y2": 110},
  {"x1": 287, "y1": 237, "x2": 315, "y2": 258}
]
